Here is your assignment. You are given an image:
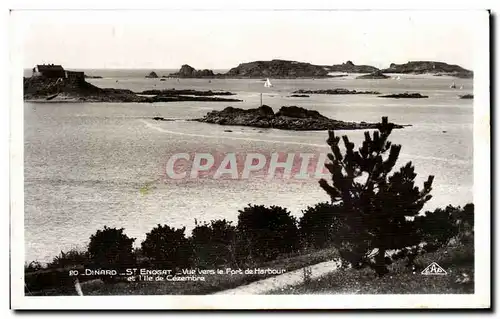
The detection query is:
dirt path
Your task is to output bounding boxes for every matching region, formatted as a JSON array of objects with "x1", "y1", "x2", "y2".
[{"x1": 212, "y1": 258, "x2": 342, "y2": 295}]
